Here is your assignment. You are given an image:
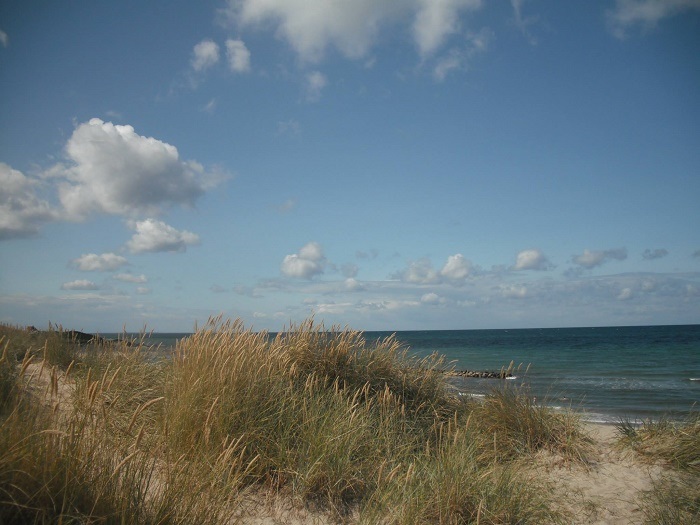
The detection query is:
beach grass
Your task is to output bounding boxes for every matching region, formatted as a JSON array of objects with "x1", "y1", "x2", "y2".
[
  {"x1": 616, "y1": 414, "x2": 700, "y2": 524},
  {"x1": 1, "y1": 319, "x2": 599, "y2": 523}
]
